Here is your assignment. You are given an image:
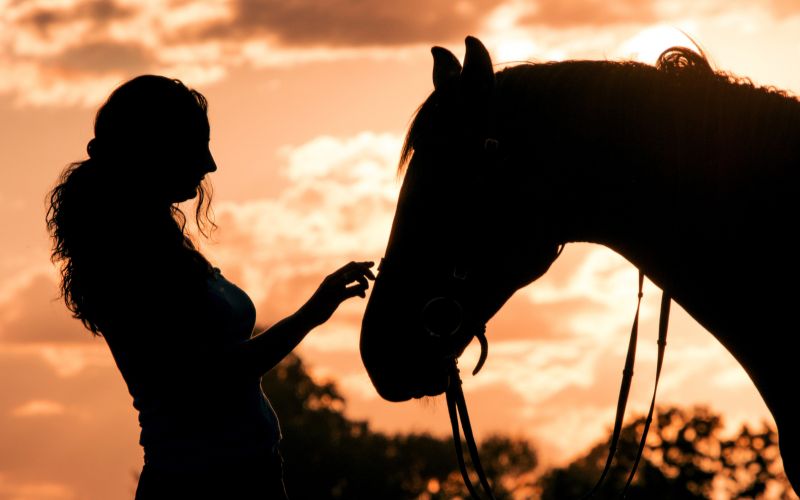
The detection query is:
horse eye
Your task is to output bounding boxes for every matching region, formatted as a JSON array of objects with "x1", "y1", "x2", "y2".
[{"x1": 422, "y1": 297, "x2": 463, "y2": 338}]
